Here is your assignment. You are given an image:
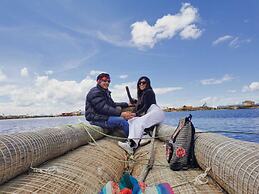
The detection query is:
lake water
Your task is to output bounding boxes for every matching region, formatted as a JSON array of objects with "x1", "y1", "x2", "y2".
[{"x1": 0, "y1": 109, "x2": 258, "y2": 143}]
